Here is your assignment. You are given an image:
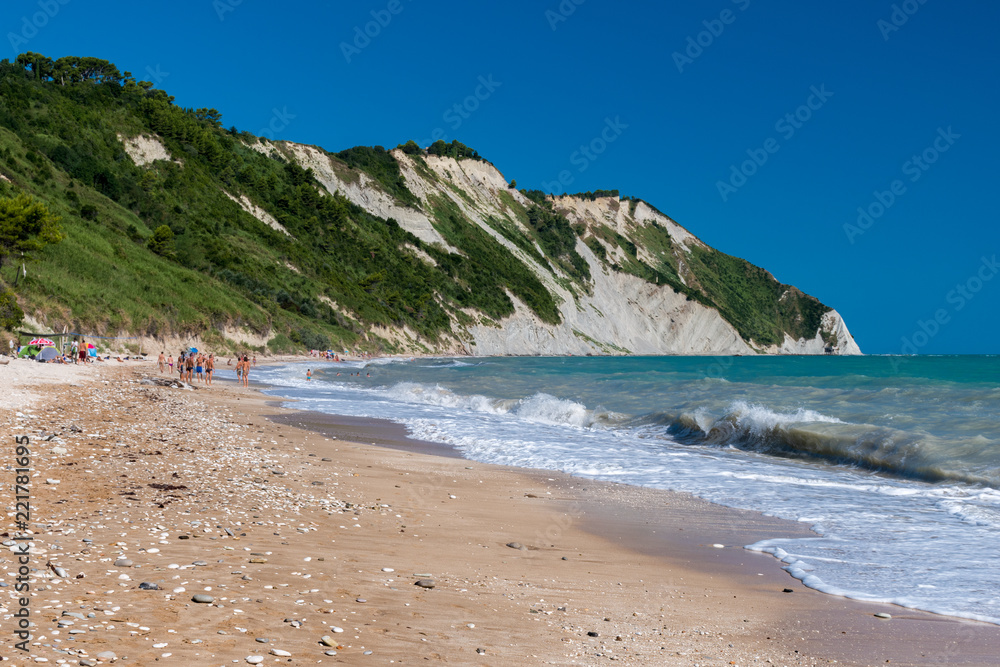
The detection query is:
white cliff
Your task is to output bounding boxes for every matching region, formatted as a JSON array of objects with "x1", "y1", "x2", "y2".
[{"x1": 269, "y1": 141, "x2": 860, "y2": 357}]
